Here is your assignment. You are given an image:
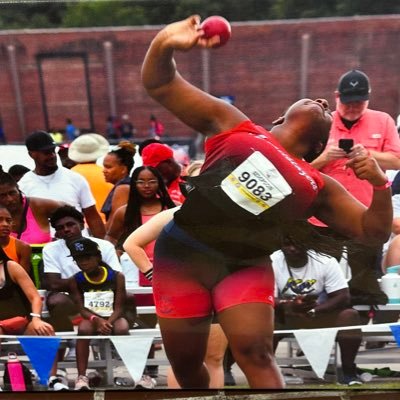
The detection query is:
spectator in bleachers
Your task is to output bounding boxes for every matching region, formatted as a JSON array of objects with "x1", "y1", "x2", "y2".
[
  {"x1": 0, "y1": 245, "x2": 58, "y2": 392},
  {"x1": 0, "y1": 246, "x2": 54, "y2": 336},
  {"x1": 18, "y1": 131, "x2": 105, "y2": 239},
  {"x1": 310, "y1": 69, "x2": 400, "y2": 308},
  {"x1": 43, "y1": 205, "x2": 125, "y2": 391},
  {"x1": 0, "y1": 165, "x2": 63, "y2": 245},
  {"x1": 119, "y1": 114, "x2": 136, "y2": 139},
  {"x1": 65, "y1": 118, "x2": 79, "y2": 142},
  {"x1": 272, "y1": 235, "x2": 362, "y2": 385},
  {"x1": 68, "y1": 133, "x2": 112, "y2": 223},
  {"x1": 141, "y1": 143, "x2": 185, "y2": 205},
  {"x1": 0, "y1": 245, "x2": 59, "y2": 389},
  {"x1": 0, "y1": 205, "x2": 31, "y2": 272},
  {"x1": 66, "y1": 237, "x2": 131, "y2": 391},
  {"x1": 43, "y1": 205, "x2": 122, "y2": 332},
  {"x1": 105, "y1": 166, "x2": 175, "y2": 249},
  {"x1": 148, "y1": 114, "x2": 165, "y2": 139},
  {"x1": 106, "y1": 115, "x2": 119, "y2": 141},
  {"x1": 101, "y1": 141, "x2": 136, "y2": 227}
]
